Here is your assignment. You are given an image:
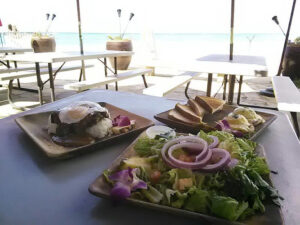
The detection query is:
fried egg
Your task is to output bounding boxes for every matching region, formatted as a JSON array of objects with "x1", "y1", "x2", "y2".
[{"x1": 58, "y1": 101, "x2": 109, "y2": 124}]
